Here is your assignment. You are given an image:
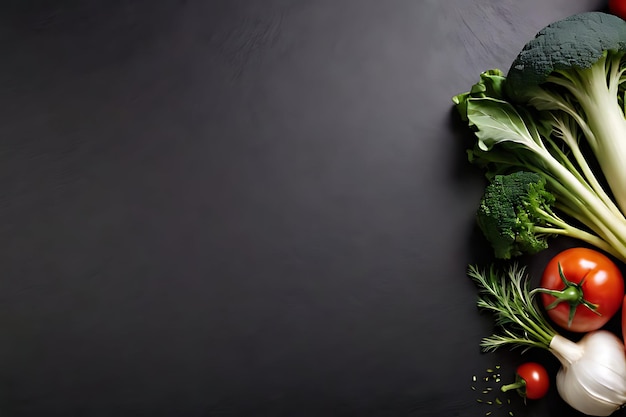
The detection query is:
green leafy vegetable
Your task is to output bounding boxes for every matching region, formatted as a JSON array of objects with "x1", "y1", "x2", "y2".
[{"x1": 453, "y1": 12, "x2": 626, "y2": 262}]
